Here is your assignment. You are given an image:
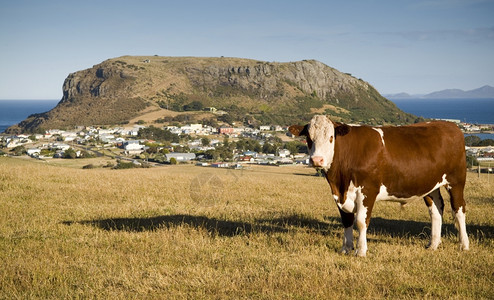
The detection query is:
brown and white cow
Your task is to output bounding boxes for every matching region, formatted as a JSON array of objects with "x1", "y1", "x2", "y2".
[{"x1": 289, "y1": 115, "x2": 470, "y2": 256}]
